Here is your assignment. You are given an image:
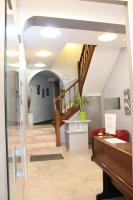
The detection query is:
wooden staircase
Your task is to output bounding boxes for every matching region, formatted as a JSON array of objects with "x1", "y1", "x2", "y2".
[{"x1": 53, "y1": 44, "x2": 96, "y2": 146}]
